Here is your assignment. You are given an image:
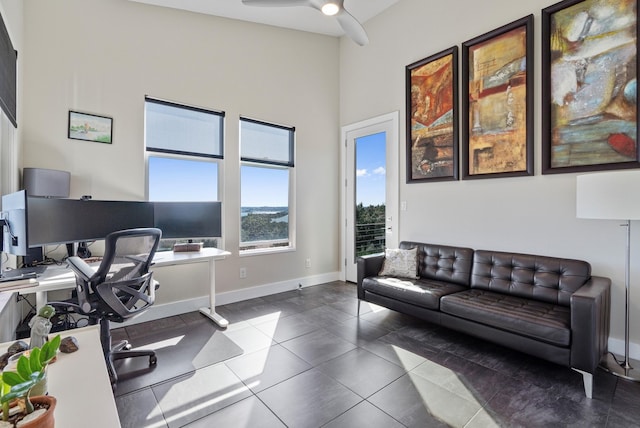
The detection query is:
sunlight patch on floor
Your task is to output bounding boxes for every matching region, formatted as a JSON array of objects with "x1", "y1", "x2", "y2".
[
  {"x1": 393, "y1": 346, "x2": 497, "y2": 427},
  {"x1": 133, "y1": 335, "x2": 184, "y2": 351},
  {"x1": 163, "y1": 384, "x2": 250, "y2": 425}
]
